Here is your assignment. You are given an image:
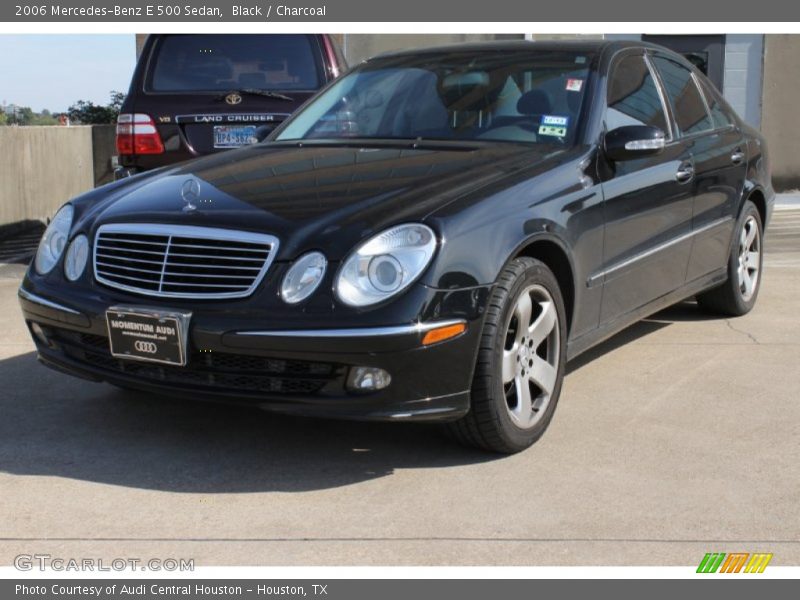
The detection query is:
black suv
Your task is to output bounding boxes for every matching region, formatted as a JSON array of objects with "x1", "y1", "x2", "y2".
[{"x1": 115, "y1": 34, "x2": 345, "y2": 178}]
